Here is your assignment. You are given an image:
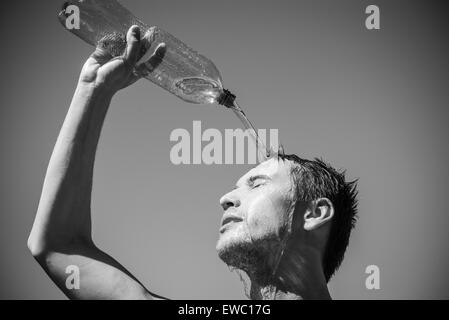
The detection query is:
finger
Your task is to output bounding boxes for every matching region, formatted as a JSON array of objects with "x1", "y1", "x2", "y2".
[
  {"x1": 147, "y1": 43, "x2": 166, "y2": 69},
  {"x1": 124, "y1": 25, "x2": 142, "y2": 65},
  {"x1": 137, "y1": 43, "x2": 166, "y2": 68}
]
